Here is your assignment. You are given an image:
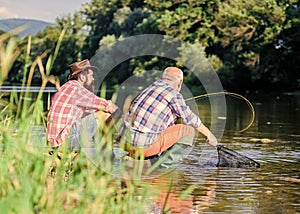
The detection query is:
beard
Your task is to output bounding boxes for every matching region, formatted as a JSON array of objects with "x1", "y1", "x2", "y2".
[{"x1": 84, "y1": 82, "x2": 95, "y2": 93}]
